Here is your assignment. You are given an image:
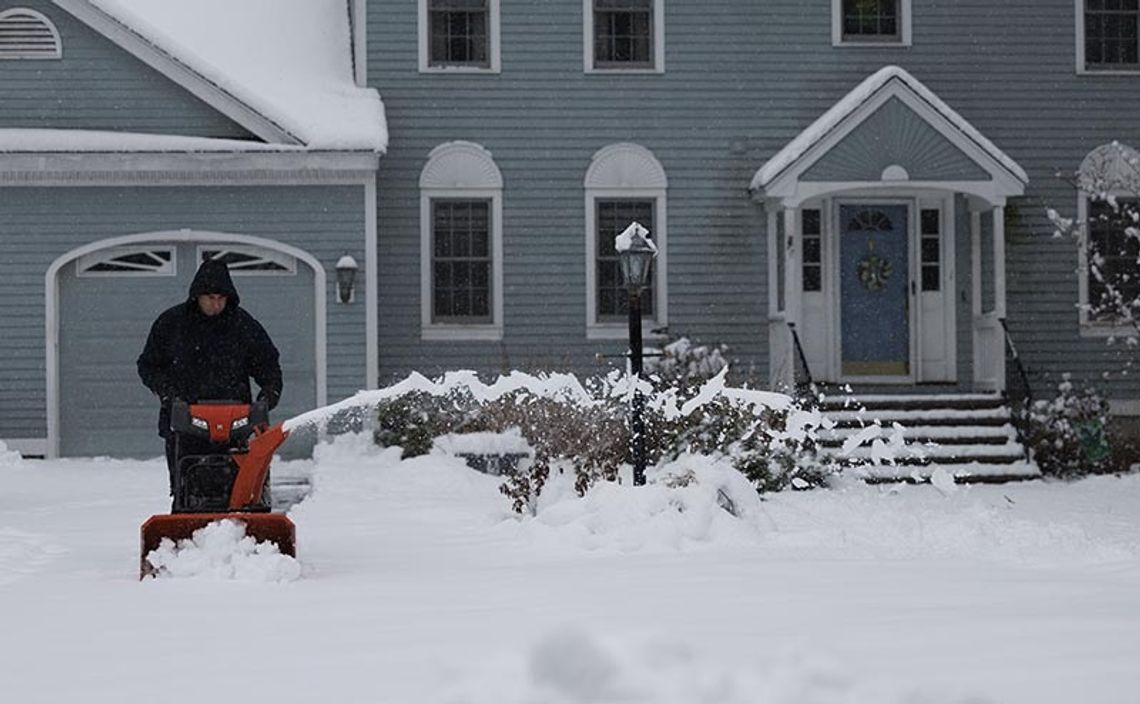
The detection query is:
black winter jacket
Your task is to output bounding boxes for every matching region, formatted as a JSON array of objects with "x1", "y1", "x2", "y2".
[{"x1": 137, "y1": 260, "x2": 283, "y2": 436}]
